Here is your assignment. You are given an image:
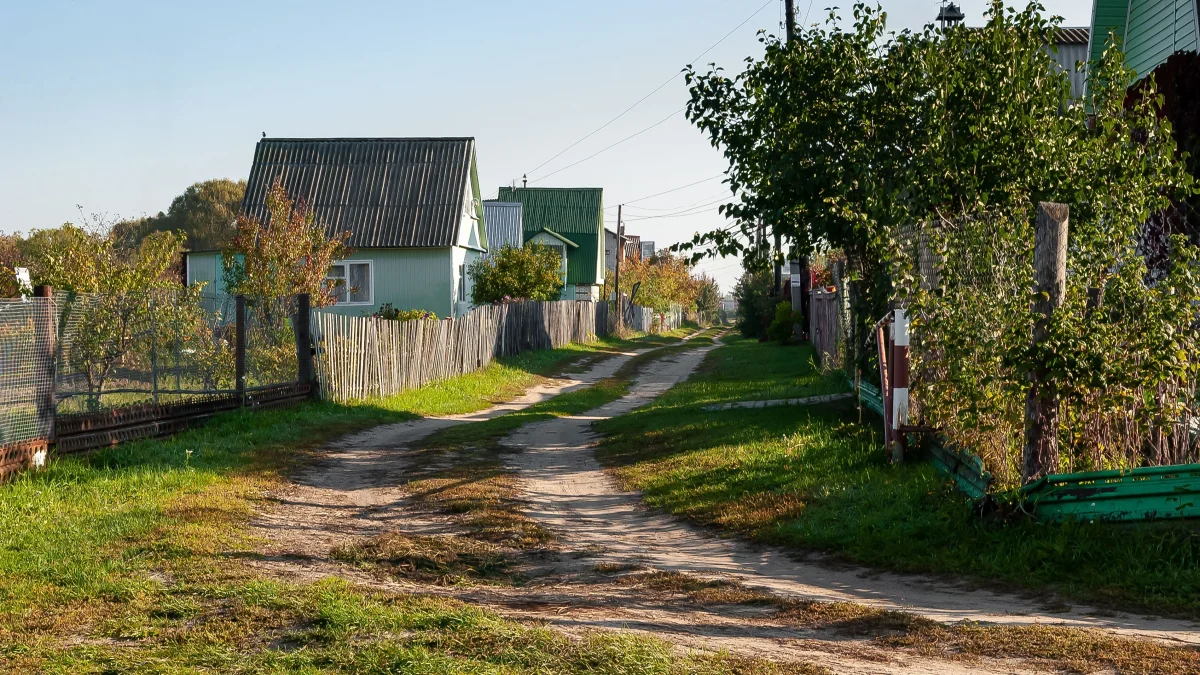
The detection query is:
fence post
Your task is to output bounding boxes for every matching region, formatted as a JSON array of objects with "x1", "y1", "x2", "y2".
[
  {"x1": 235, "y1": 294, "x2": 247, "y2": 404},
  {"x1": 33, "y1": 286, "x2": 56, "y2": 453},
  {"x1": 890, "y1": 307, "x2": 910, "y2": 463},
  {"x1": 294, "y1": 293, "x2": 315, "y2": 396},
  {"x1": 1023, "y1": 202, "x2": 1069, "y2": 483}
]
